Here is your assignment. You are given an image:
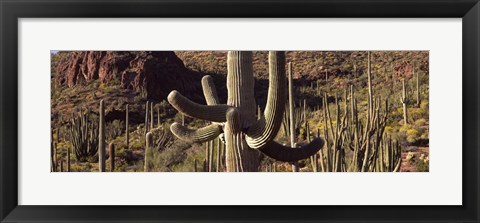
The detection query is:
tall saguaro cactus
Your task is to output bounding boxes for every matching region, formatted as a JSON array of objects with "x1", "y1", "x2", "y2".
[
  {"x1": 167, "y1": 51, "x2": 324, "y2": 172},
  {"x1": 109, "y1": 143, "x2": 115, "y2": 172},
  {"x1": 144, "y1": 101, "x2": 149, "y2": 135},
  {"x1": 150, "y1": 102, "x2": 154, "y2": 130},
  {"x1": 126, "y1": 104, "x2": 129, "y2": 150},
  {"x1": 98, "y1": 100, "x2": 106, "y2": 172},
  {"x1": 400, "y1": 79, "x2": 409, "y2": 125},
  {"x1": 288, "y1": 62, "x2": 299, "y2": 172},
  {"x1": 414, "y1": 64, "x2": 420, "y2": 107},
  {"x1": 145, "y1": 132, "x2": 153, "y2": 172}
]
